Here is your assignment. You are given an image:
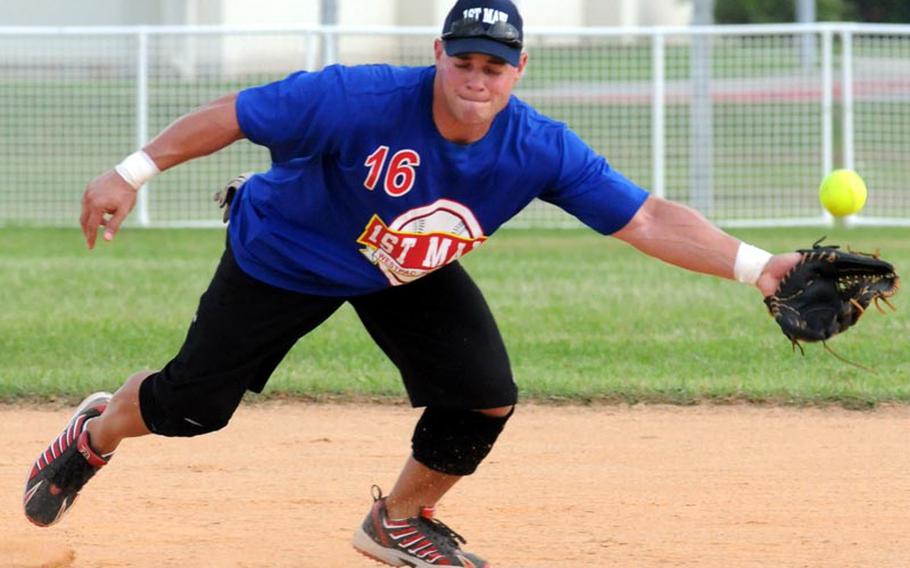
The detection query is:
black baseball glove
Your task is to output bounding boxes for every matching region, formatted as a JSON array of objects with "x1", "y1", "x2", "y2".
[{"x1": 764, "y1": 239, "x2": 899, "y2": 351}]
